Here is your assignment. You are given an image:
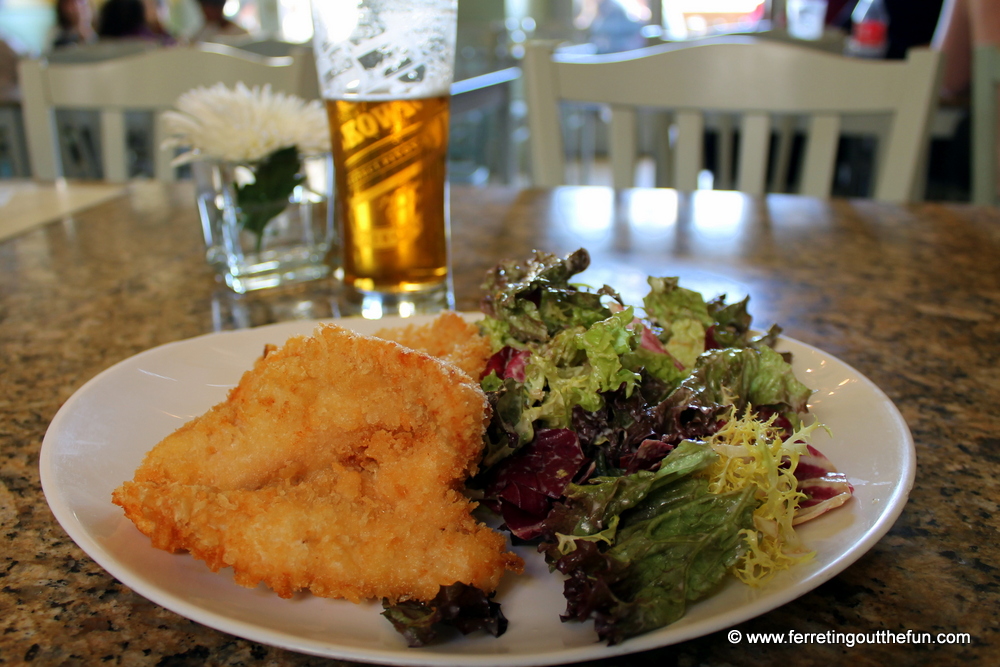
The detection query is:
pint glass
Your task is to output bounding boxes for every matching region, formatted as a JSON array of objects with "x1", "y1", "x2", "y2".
[{"x1": 311, "y1": 0, "x2": 457, "y2": 316}]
